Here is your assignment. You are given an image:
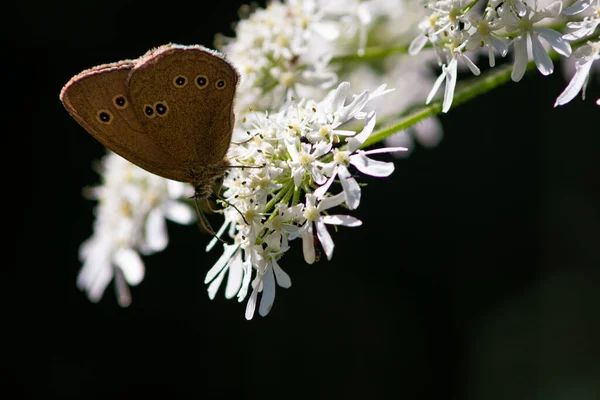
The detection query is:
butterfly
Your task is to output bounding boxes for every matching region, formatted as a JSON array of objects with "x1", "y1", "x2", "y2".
[{"x1": 60, "y1": 43, "x2": 240, "y2": 201}]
